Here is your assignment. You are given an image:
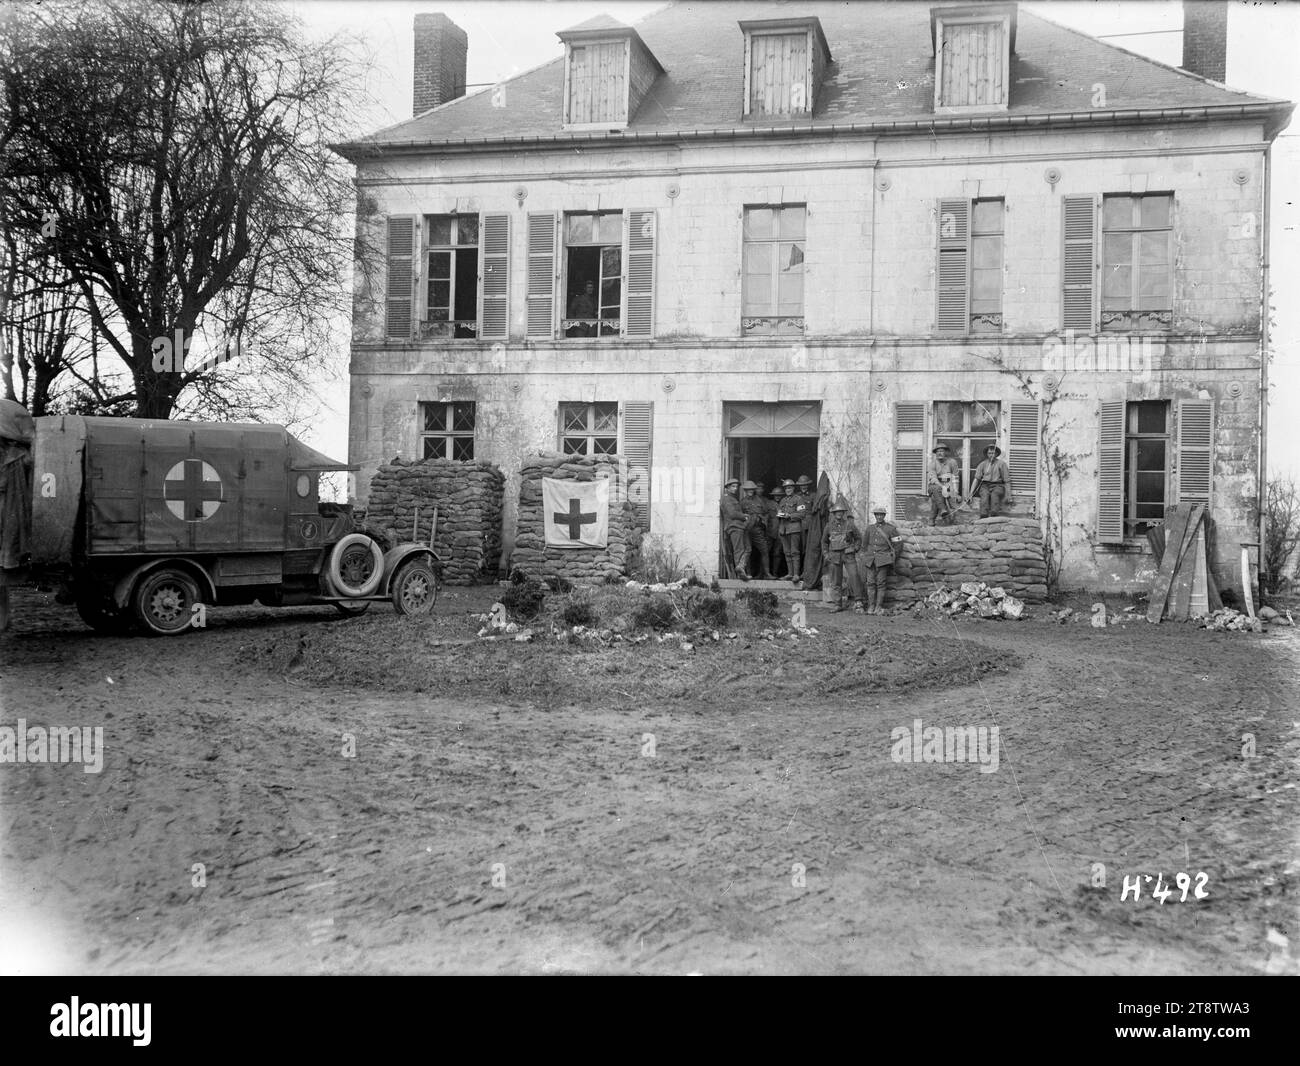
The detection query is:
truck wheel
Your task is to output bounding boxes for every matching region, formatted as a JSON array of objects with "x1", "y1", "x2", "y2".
[
  {"x1": 391, "y1": 559, "x2": 438, "y2": 616},
  {"x1": 327, "y1": 534, "x2": 384, "y2": 598},
  {"x1": 133, "y1": 568, "x2": 201, "y2": 636},
  {"x1": 76, "y1": 596, "x2": 135, "y2": 635}
]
